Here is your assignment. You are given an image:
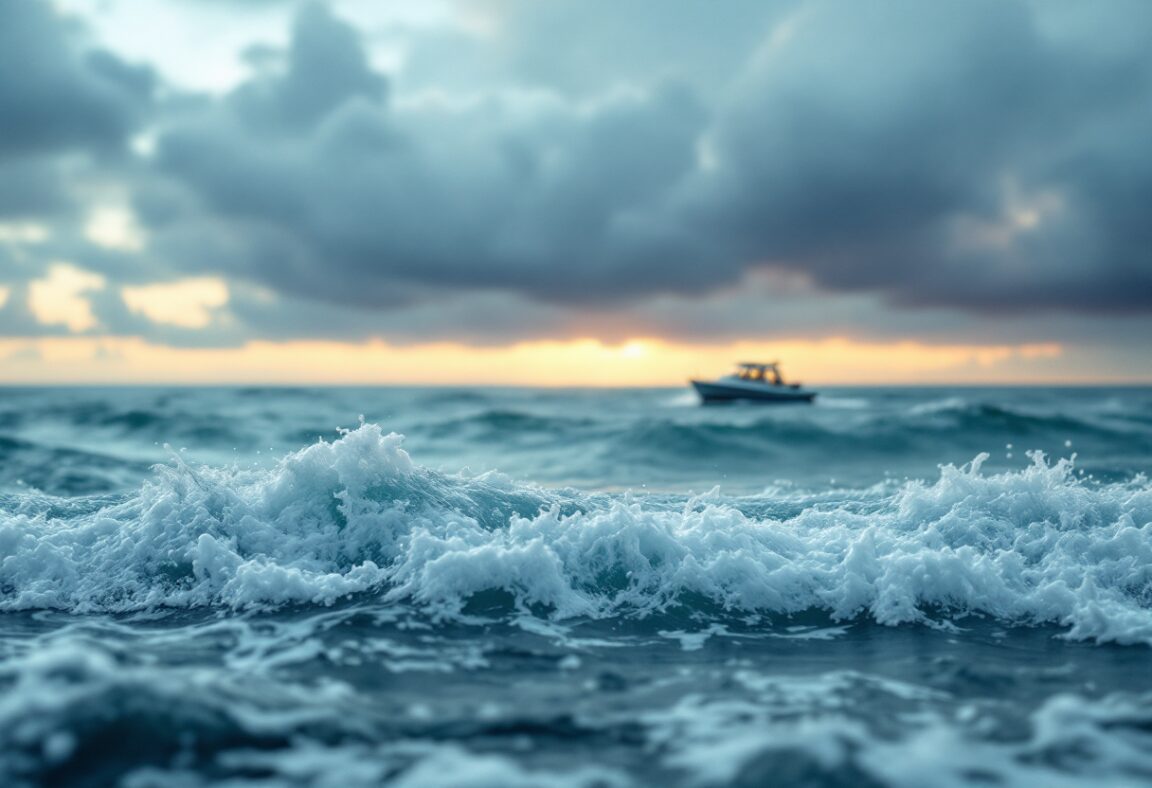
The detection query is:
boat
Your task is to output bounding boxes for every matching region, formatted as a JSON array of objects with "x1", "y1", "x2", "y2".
[{"x1": 690, "y1": 362, "x2": 816, "y2": 404}]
